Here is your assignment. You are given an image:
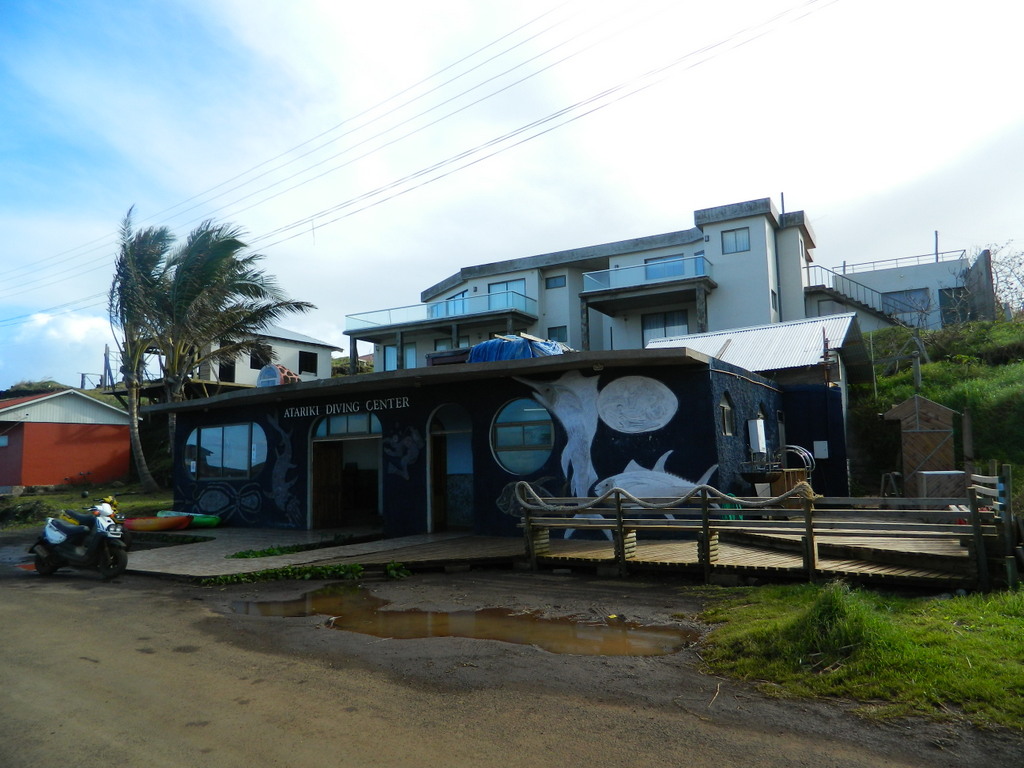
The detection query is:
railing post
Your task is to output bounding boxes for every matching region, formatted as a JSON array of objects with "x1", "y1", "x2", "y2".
[
  {"x1": 613, "y1": 490, "x2": 628, "y2": 577},
  {"x1": 968, "y1": 486, "x2": 992, "y2": 591},
  {"x1": 802, "y1": 495, "x2": 817, "y2": 582},
  {"x1": 700, "y1": 488, "x2": 712, "y2": 583}
]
